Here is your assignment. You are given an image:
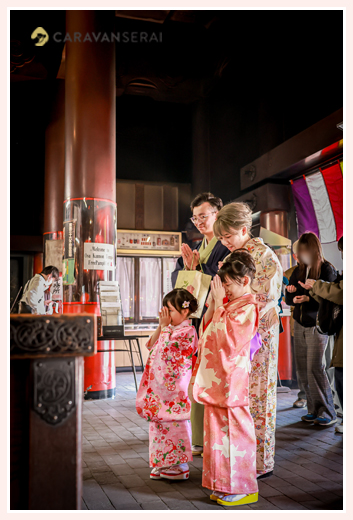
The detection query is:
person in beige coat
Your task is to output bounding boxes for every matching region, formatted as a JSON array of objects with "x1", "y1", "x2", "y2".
[{"x1": 307, "y1": 236, "x2": 343, "y2": 433}]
